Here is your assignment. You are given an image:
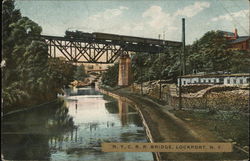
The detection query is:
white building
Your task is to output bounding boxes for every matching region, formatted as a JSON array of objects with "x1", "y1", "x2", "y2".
[{"x1": 177, "y1": 73, "x2": 250, "y2": 86}]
